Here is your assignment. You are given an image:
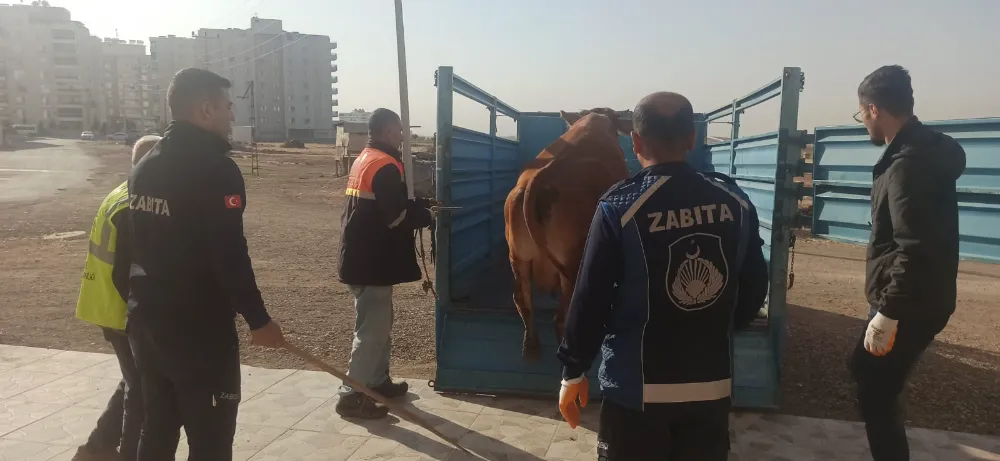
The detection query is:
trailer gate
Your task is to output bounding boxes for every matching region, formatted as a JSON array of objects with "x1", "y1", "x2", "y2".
[{"x1": 433, "y1": 66, "x2": 805, "y2": 409}]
